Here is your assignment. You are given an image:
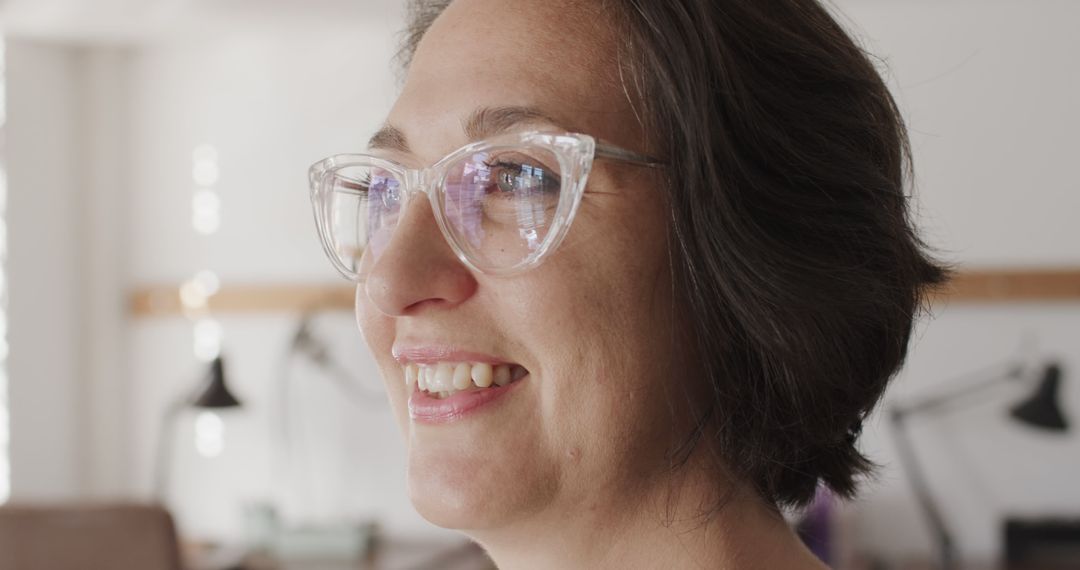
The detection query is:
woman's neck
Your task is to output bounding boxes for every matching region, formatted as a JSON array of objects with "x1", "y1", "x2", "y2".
[{"x1": 471, "y1": 458, "x2": 828, "y2": 570}]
